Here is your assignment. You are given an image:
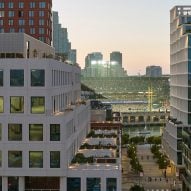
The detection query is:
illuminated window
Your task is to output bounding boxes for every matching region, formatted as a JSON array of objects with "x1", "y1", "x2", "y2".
[
  {"x1": 29, "y1": 124, "x2": 43, "y2": 141},
  {"x1": 29, "y1": 151, "x2": 43, "y2": 168},
  {"x1": 31, "y1": 97, "x2": 45, "y2": 114},
  {"x1": 10, "y1": 96, "x2": 24, "y2": 113},
  {"x1": 0, "y1": 97, "x2": 3, "y2": 113}
]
